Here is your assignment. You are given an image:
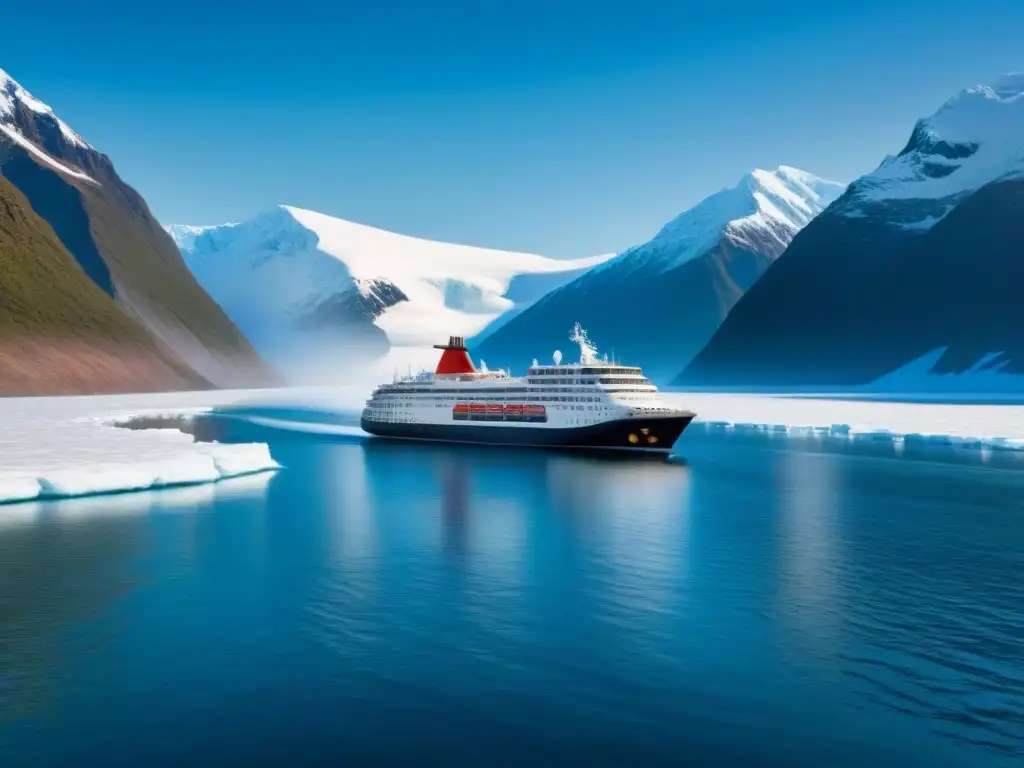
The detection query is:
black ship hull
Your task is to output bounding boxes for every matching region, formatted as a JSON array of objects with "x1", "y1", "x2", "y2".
[{"x1": 360, "y1": 415, "x2": 695, "y2": 453}]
